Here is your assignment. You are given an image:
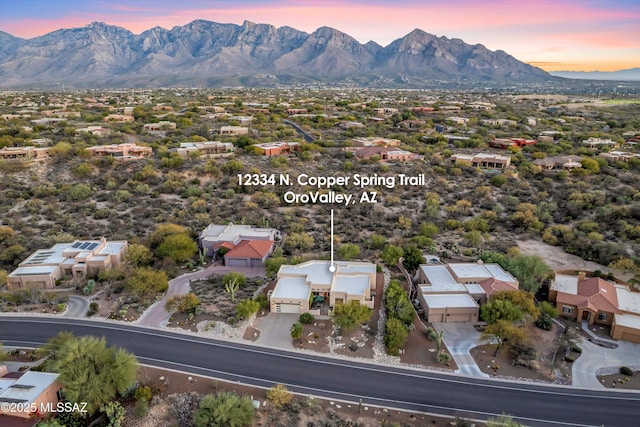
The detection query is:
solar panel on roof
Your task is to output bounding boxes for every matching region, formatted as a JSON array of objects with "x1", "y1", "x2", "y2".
[
  {"x1": 9, "y1": 384, "x2": 34, "y2": 389},
  {"x1": 80, "y1": 242, "x2": 90, "y2": 249},
  {"x1": 87, "y1": 243, "x2": 99, "y2": 250},
  {"x1": 72, "y1": 242, "x2": 82, "y2": 248}
]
